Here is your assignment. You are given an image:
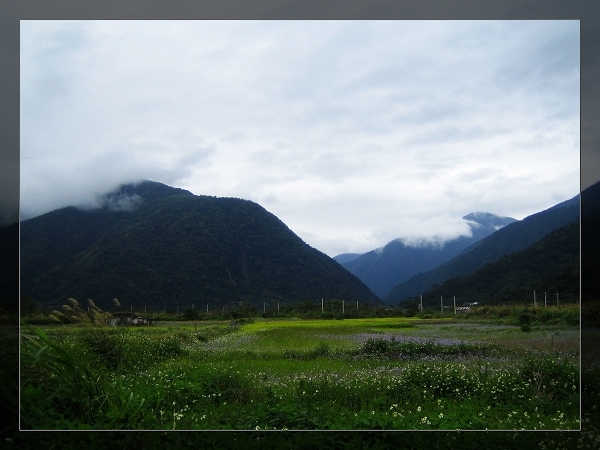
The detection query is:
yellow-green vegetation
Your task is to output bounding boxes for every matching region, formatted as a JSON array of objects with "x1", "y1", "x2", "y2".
[
  {"x1": 244, "y1": 317, "x2": 424, "y2": 330},
  {"x1": 19, "y1": 308, "x2": 581, "y2": 431}
]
